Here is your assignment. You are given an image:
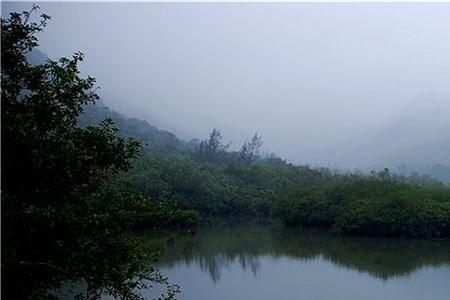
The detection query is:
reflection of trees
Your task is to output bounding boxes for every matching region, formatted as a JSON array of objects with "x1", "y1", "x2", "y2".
[
  {"x1": 155, "y1": 224, "x2": 266, "y2": 281},
  {"x1": 150, "y1": 222, "x2": 450, "y2": 282},
  {"x1": 272, "y1": 227, "x2": 450, "y2": 280}
]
